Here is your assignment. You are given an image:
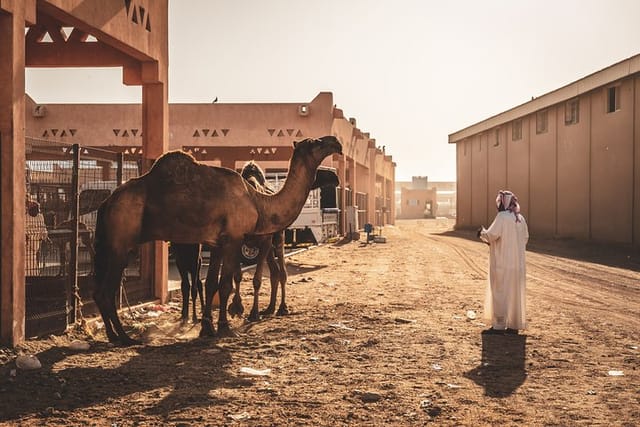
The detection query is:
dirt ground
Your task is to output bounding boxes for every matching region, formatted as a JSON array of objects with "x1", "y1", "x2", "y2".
[{"x1": 1, "y1": 218, "x2": 639, "y2": 426}]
